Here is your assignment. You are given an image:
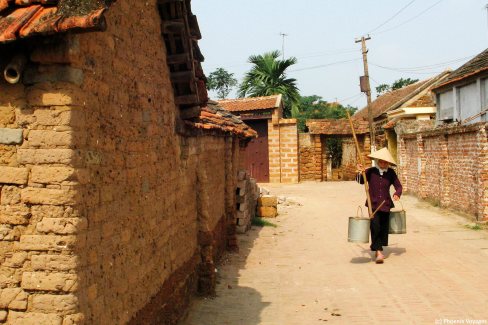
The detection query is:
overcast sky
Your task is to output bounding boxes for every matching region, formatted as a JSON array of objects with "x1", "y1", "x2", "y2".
[{"x1": 192, "y1": 0, "x2": 488, "y2": 108}]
